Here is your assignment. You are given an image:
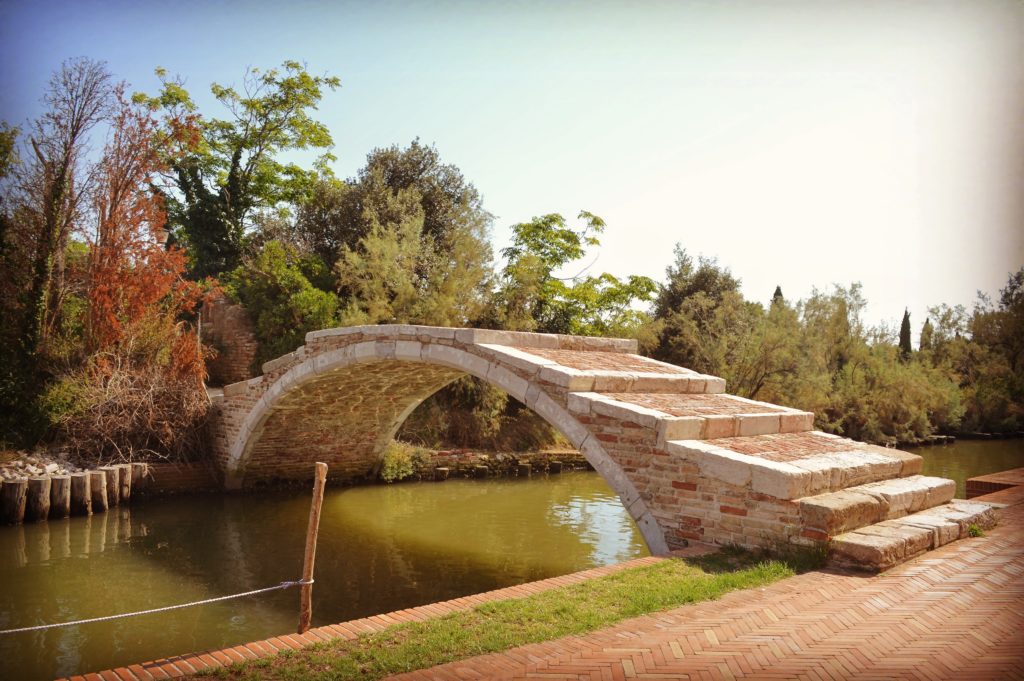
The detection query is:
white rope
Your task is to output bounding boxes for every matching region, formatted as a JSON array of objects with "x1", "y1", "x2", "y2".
[{"x1": 0, "y1": 578, "x2": 314, "y2": 635}]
